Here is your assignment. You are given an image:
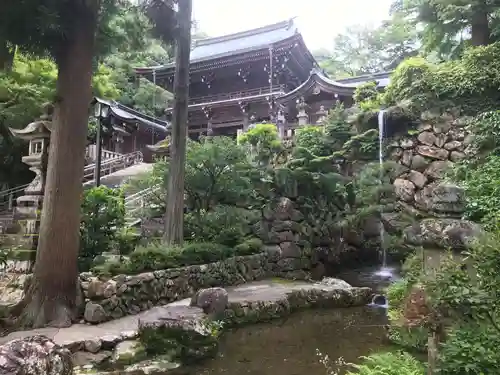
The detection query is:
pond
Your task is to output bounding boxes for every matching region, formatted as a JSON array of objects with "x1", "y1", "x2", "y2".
[
  {"x1": 189, "y1": 307, "x2": 390, "y2": 375},
  {"x1": 187, "y1": 265, "x2": 399, "y2": 375}
]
